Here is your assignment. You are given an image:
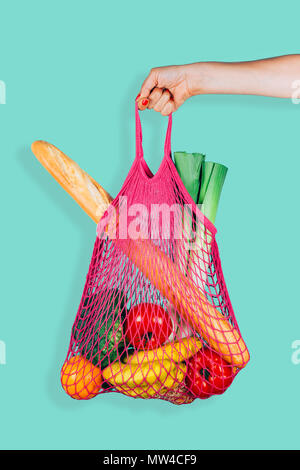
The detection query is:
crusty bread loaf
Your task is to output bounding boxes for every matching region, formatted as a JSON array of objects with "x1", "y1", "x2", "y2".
[{"x1": 31, "y1": 141, "x2": 112, "y2": 223}]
